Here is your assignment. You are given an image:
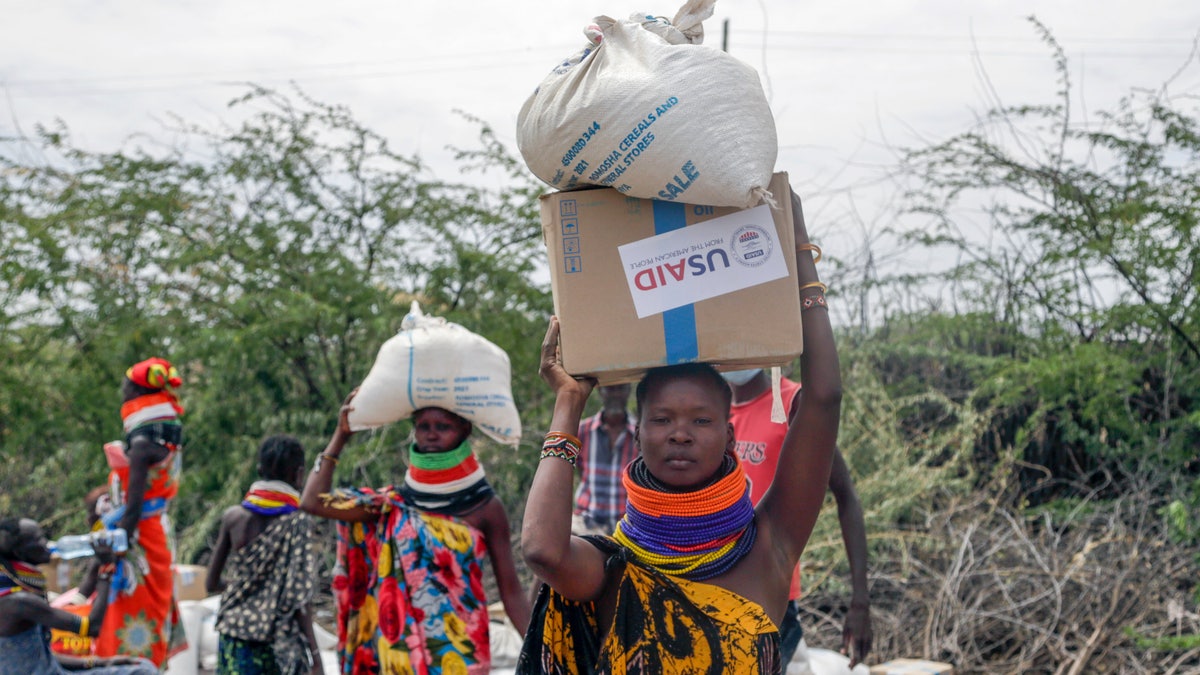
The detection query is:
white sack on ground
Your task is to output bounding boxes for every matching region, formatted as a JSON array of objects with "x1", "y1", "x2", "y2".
[
  {"x1": 787, "y1": 641, "x2": 871, "y2": 675},
  {"x1": 165, "y1": 599, "x2": 208, "y2": 675},
  {"x1": 517, "y1": 0, "x2": 777, "y2": 208},
  {"x1": 348, "y1": 302, "x2": 522, "y2": 447}
]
